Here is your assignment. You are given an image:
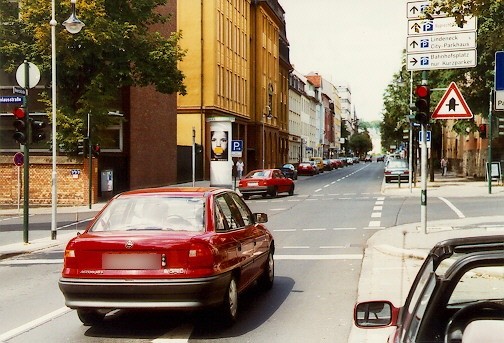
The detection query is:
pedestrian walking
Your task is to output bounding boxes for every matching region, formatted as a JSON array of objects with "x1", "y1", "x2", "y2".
[
  {"x1": 235, "y1": 158, "x2": 244, "y2": 179},
  {"x1": 441, "y1": 157, "x2": 448, "y2": 176}
]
